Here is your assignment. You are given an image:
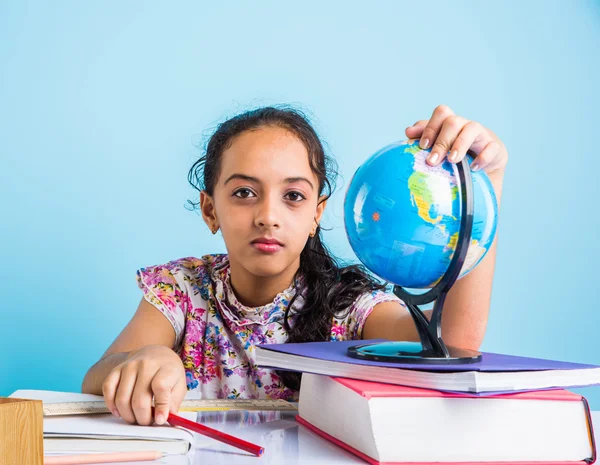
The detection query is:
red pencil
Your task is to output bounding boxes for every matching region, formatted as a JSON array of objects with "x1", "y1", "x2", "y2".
[{"x1": 152, "y1": 408, "x2": 264, "y2": 457}]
